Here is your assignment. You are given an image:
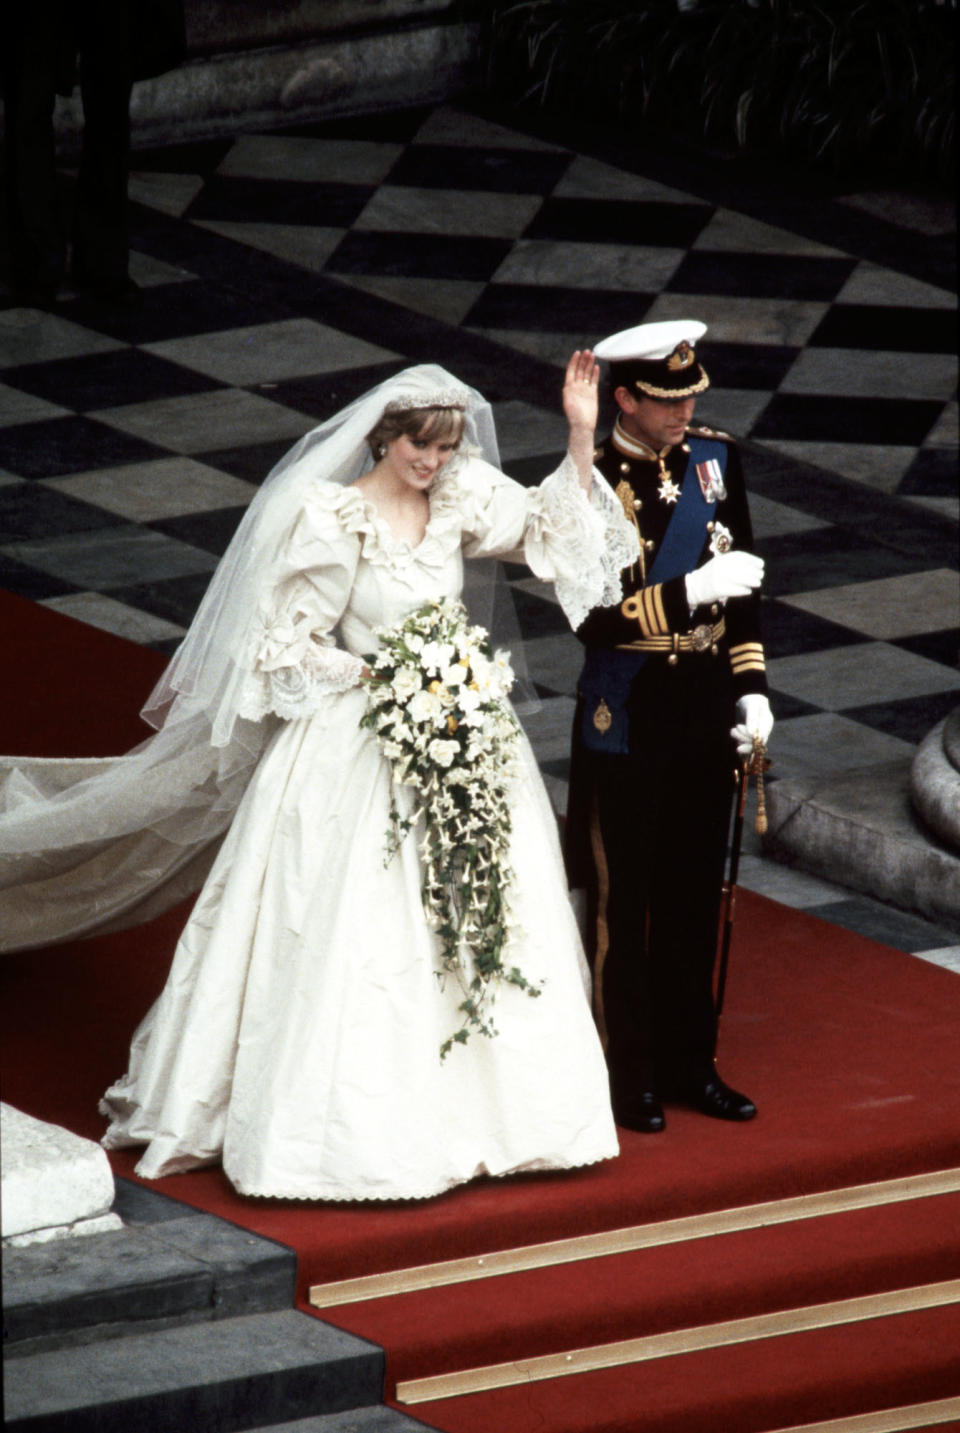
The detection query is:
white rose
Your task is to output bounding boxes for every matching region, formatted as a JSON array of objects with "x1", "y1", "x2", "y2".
[
  {"x1": 428, "y1": 739, "x2": 460, "y2": 769},
  {"x1": 409, "y1": 689, "x2": 442, "y2": 724},
  {"x1": 391, "y1": 666, "x2": 422, "y2": 701},
  {"x1": 443, "y1": 662, "x2": 468, "y2": 687},
  {"x1": 420, "y1": 640, "x2": 455, "y2": 675},
  {"x1": 456, "y1": 687, "x2": 482, "y2": 716},
  {"x1": 470, "y1": 654, "x2": 493, "y2": 691}
]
